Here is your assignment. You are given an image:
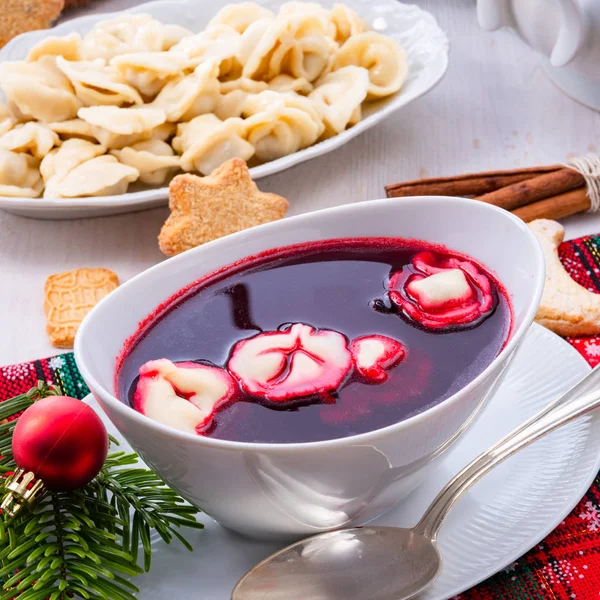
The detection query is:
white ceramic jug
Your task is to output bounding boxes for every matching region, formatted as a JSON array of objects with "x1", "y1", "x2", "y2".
[{"x1": 477, "y1": 0, "x2": 600, "y2": 110}]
